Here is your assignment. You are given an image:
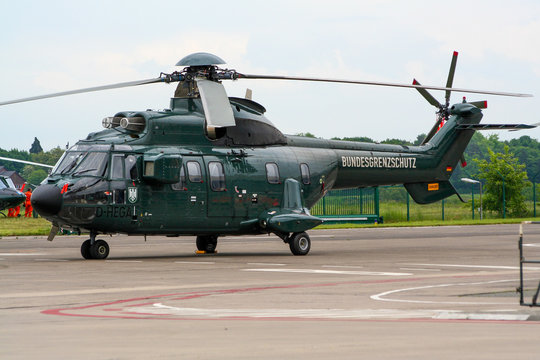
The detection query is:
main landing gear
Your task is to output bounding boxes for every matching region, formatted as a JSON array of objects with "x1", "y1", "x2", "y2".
[
  {"x1": 196, "y1": 235, "x2": 218, "y2": 253},
  {"x1": 81, "y1": 231, "x2": 110, "y2": 259},
  {"x1": 287, "y1": 232, "x2": 311, "y2": 256}
]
